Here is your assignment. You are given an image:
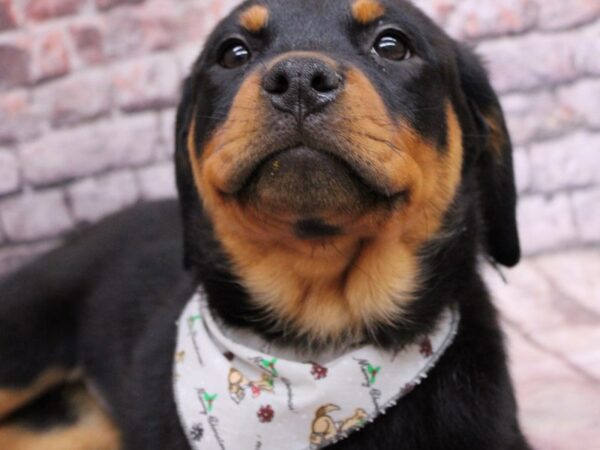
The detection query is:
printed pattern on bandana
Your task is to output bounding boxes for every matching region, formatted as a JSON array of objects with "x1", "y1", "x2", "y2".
[{"x1": 173, "y1": 290, "x2": 459, "y2": 450}]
